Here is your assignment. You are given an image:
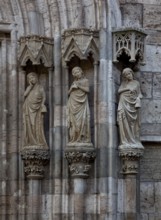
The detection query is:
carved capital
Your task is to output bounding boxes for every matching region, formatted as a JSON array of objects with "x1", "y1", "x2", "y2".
[
  {"x1": 21, "y1": 147, "x2": 50, "y2": 179},
  {"x1": 65, "y1": 143, "x2": 96, "y2": 178},
  {"x1": 62, "y1": 28, "x2": 99, "y2": 63},
  {"x1": 18, "y1": 35, "x2": 54, "y2": 67},
  {"x1": 112, "y1": 27, "x2": 147, "y2": 64},
  {"x1": 119, "y1": 148, "x2": 144, "y2": 175}
]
